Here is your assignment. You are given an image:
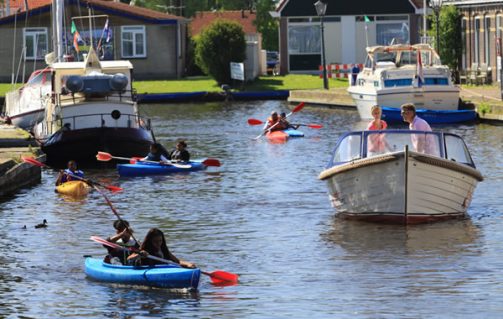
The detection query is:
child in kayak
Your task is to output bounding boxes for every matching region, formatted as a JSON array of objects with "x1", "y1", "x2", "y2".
[
  {"x1": 55, "y1": 160, "x2": 84, "y2": 186},
  {"x1": 142, "y1": 143, "x2": 170, "y2": 163},
  {"x1": 169, "y1": 140, "x2": 190, "y2": 162},
  {"x1": 104, "y1": 220, "x2": 139, "y2": 265},
  {"x1": 127, "y1": 228, "x2": 196, "y2": 268}
]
